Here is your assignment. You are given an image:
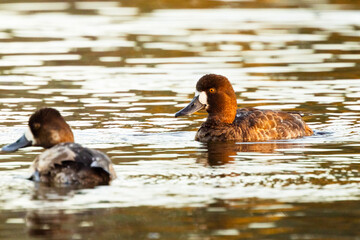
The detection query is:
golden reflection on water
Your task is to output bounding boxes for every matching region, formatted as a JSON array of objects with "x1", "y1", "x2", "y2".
[
  {"x1": 197, "y1": 141, "x2": 307, "y2": 166},
  {"x1": 1, "y1": 199, "x2": 359, "y2": 239},
  {"x1": 1, "y1": 0, "x2": 360, "y2": 239}
]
